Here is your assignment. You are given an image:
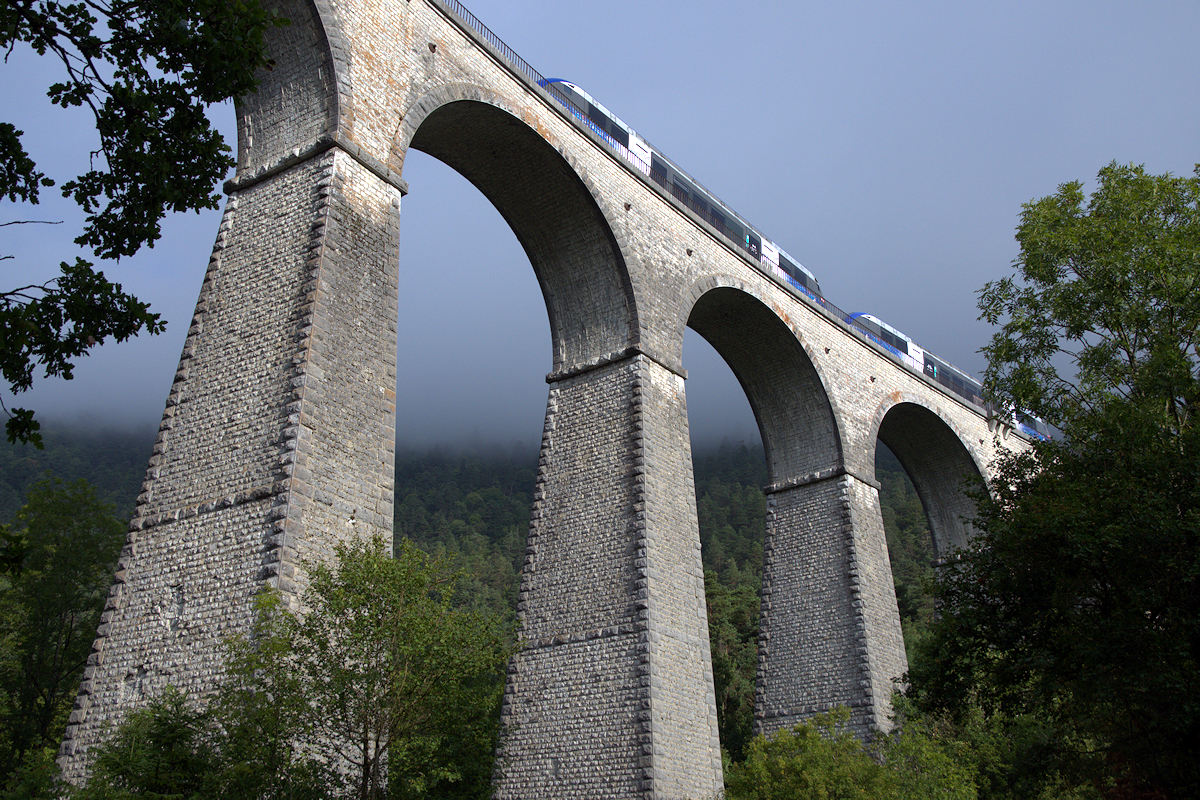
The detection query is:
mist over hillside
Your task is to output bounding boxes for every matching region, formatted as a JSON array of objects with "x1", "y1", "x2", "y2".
[{"x1": 0, "y1": 421, "x2": 770, "y2": 523}]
